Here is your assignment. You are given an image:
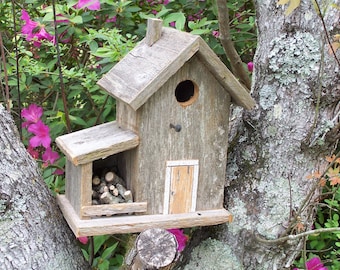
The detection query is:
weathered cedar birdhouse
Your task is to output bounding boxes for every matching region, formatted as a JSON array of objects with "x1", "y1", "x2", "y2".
[{"x1": 56, "y1": 18, "x2": 255, "y2": 237}]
